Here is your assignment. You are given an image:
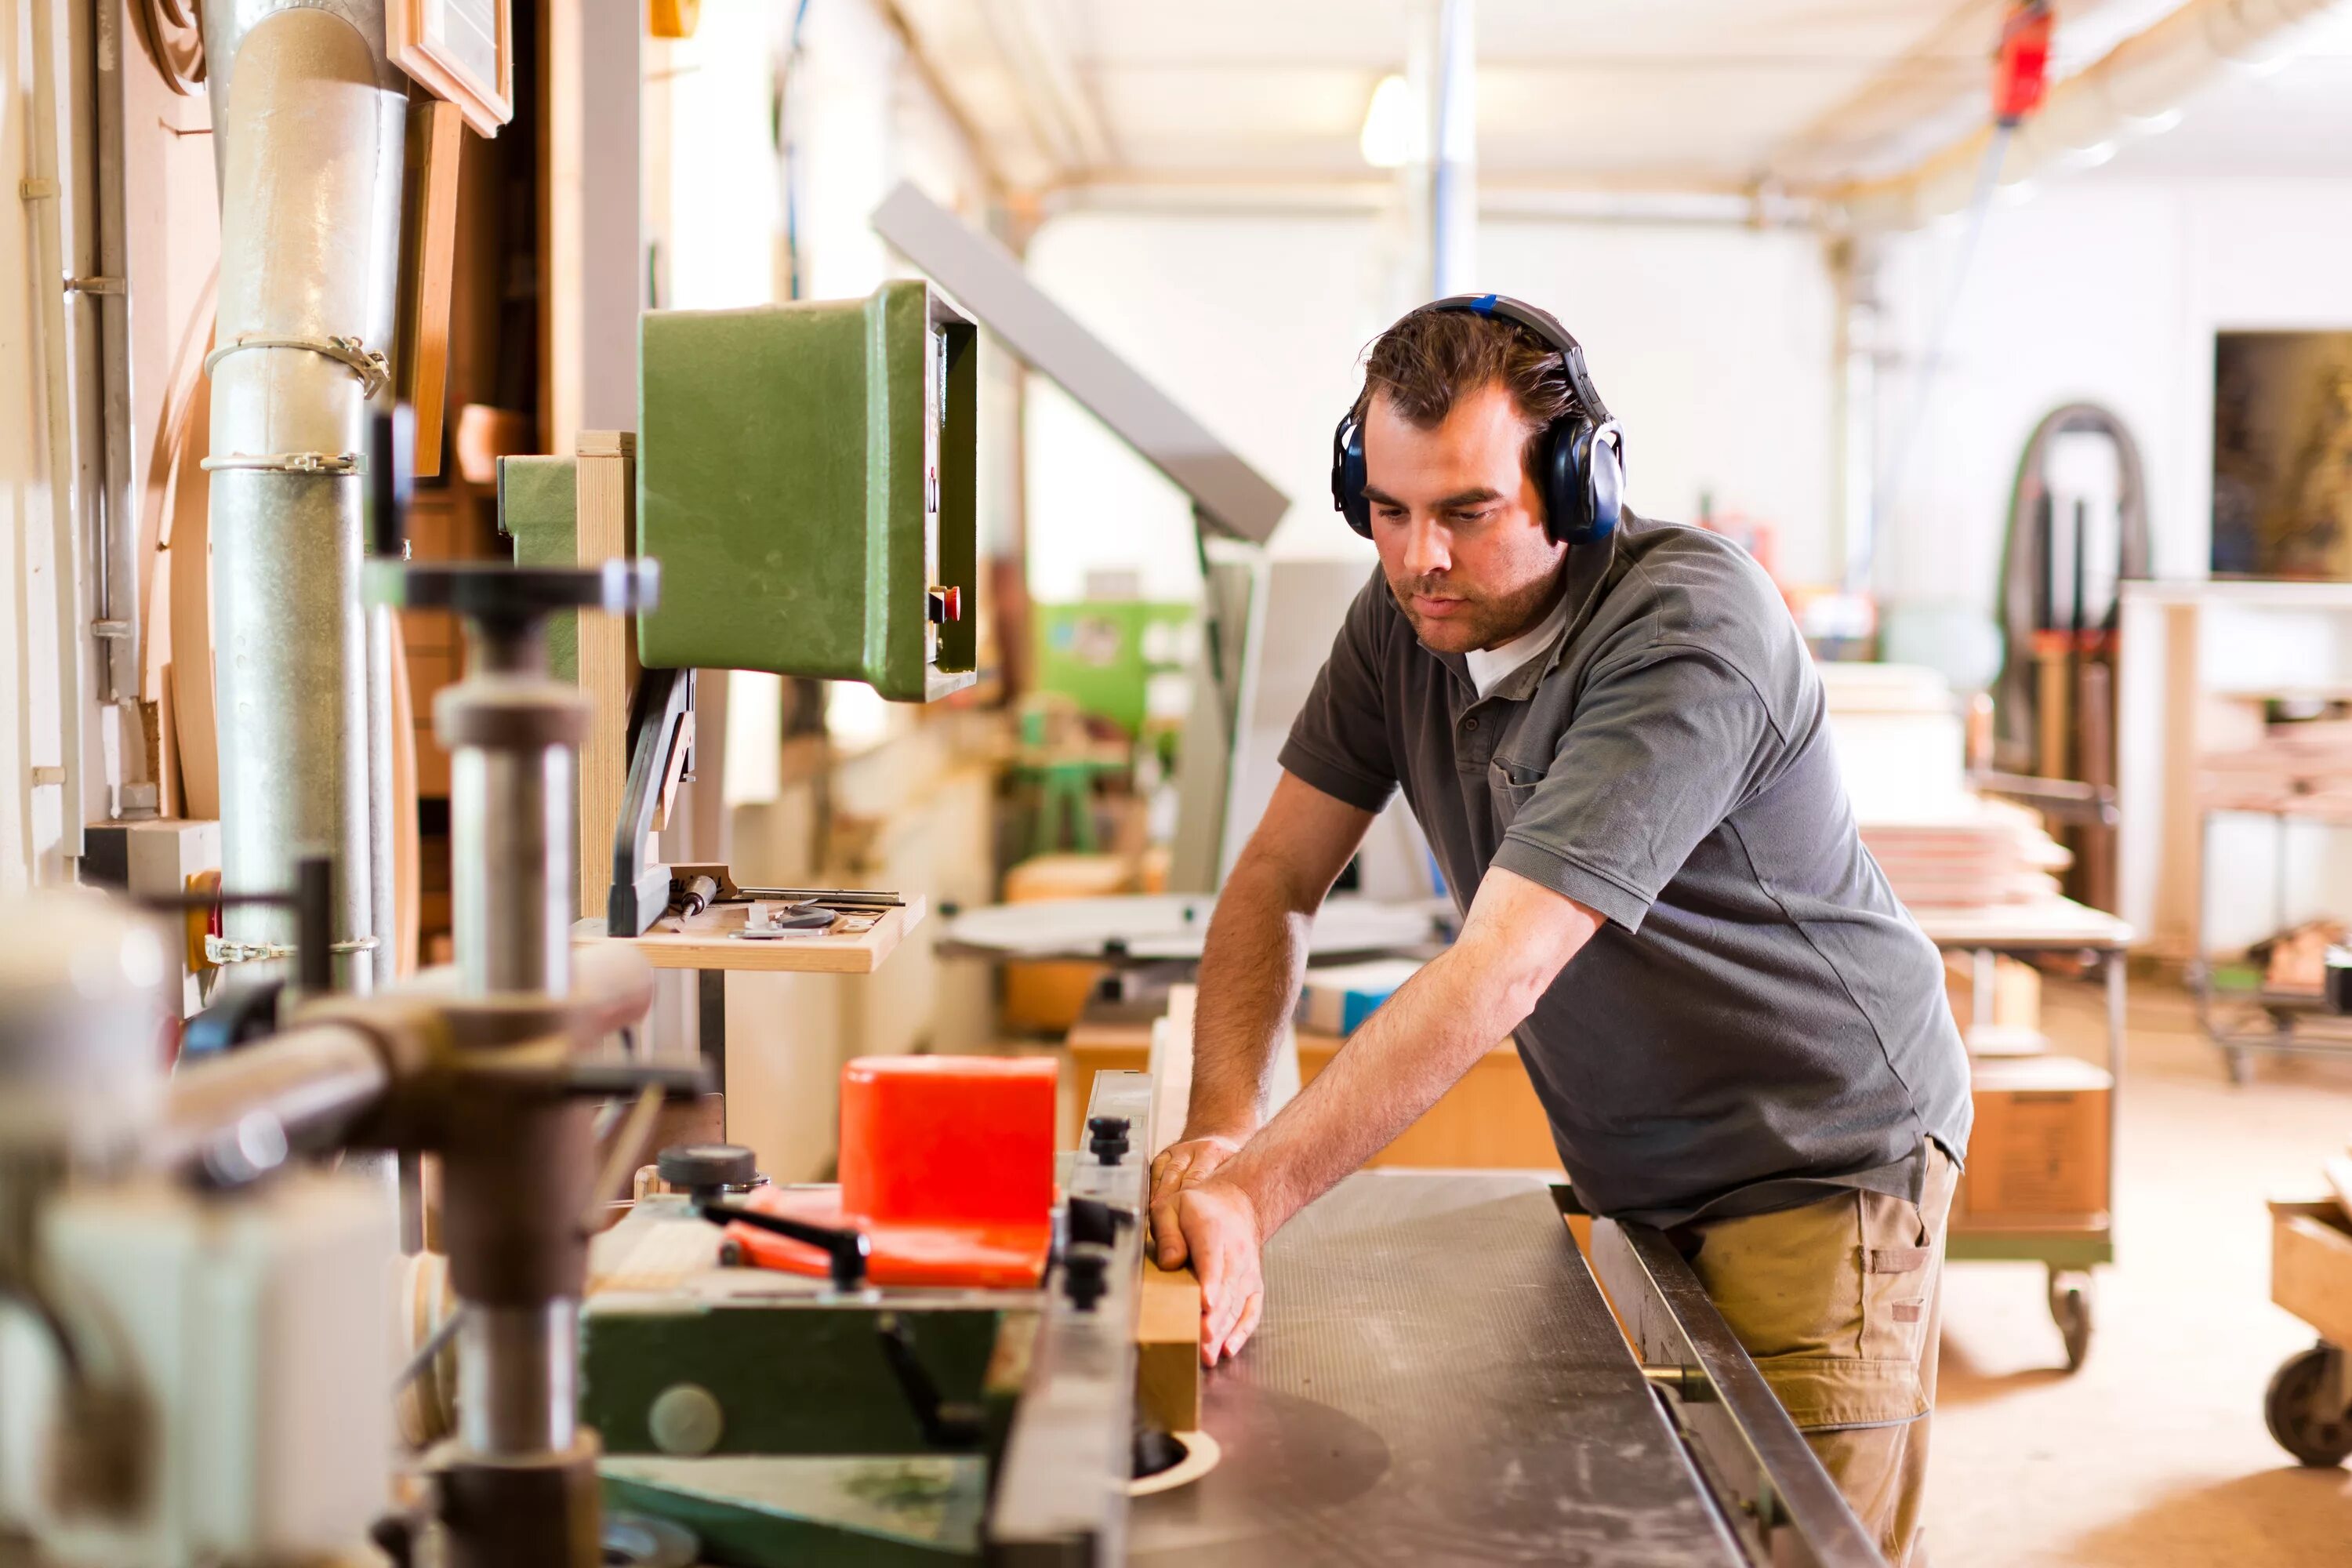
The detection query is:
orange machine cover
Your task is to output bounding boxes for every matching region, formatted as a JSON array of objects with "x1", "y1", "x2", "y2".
[{"x1": 729, "y1": 1054, "x2": 1059, "y2": 1289}]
